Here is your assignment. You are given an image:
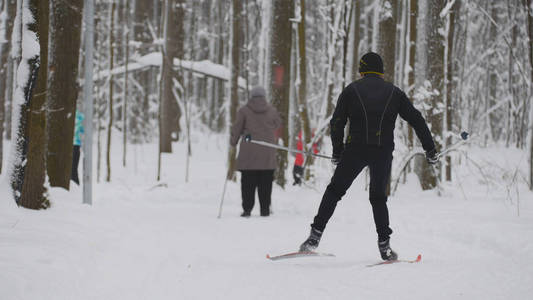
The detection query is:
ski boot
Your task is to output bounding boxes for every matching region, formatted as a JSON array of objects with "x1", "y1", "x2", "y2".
[
  {"x1": 378, "y1": 238, "x2": 398, "y2": 261},
  {"x1": 299, "y1": 227, "x2": 322, "y2": 252}
]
